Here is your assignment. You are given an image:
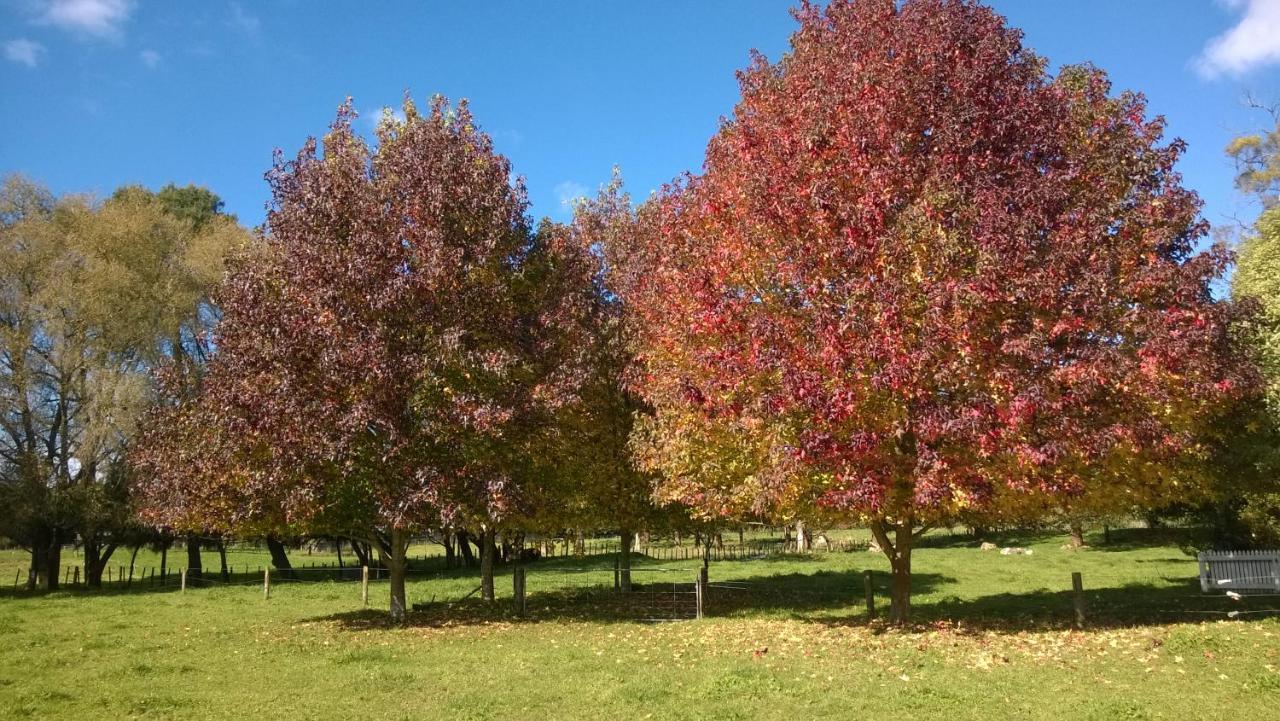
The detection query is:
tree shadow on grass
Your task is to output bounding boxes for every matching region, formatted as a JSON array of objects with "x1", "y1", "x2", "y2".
[
  {"x1": 1085, "y1": 526, "x2": 1199, "y2": 553},
  {"x1": 314, "y1": 561, "x2": 1278, "y2": 635},
  {"x1": 798, "y1": 579, "x2": 1278, "y2": 633},
  {"x1": 313, "y1": 568, "x2": 956, "y2": 631},
  {"x1": 914, "y1": 530, "x2": 1063, "y2": 550}
]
